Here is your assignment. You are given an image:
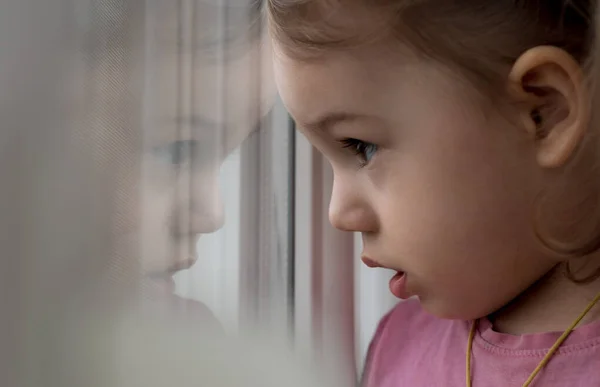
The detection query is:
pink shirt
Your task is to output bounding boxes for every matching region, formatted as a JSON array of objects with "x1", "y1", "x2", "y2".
[{"x1": 363, "y1": 299, "x2": 600, "y2": 386}]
